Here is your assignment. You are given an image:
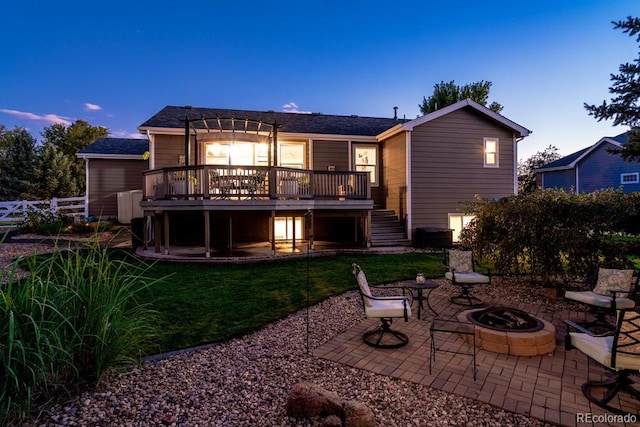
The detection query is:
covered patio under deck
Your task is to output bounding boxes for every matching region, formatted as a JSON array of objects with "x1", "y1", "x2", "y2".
[{"x1": 141, "y1": 192, "x2": 373, "y2": 258}]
